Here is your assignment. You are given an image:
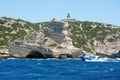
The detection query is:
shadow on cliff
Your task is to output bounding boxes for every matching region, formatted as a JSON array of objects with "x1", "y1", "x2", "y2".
[
  {"x1": 26, "y1": 51, "x2": 46, "y2": 59},
  {"x1": 26, "y1": 51, "x2": 54, "y2": 59}
]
